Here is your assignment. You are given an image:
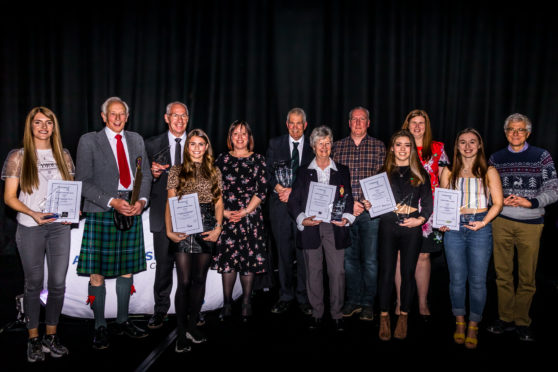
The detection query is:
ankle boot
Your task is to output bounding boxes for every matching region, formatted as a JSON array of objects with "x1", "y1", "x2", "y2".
[
  {"x1": 394, "y1": 313, "x2": 408, "y2": 340},
  {"x1": 379, "y1": 314, "x2": 391, "y2": 341}
]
